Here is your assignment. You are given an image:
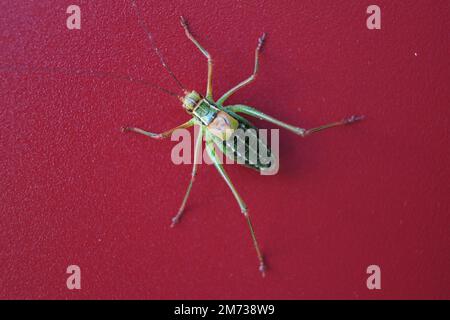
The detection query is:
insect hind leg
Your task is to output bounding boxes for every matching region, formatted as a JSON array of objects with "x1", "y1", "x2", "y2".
[
  {"x1": 301, "y1": 115, "x2": 365, "y2": 136},
  {"x1": 226, "y1": 104, "x2": 364, "y2": 136},
  {"x1": 205, "y1": 136, "x2": 266, "y2": 276}
]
